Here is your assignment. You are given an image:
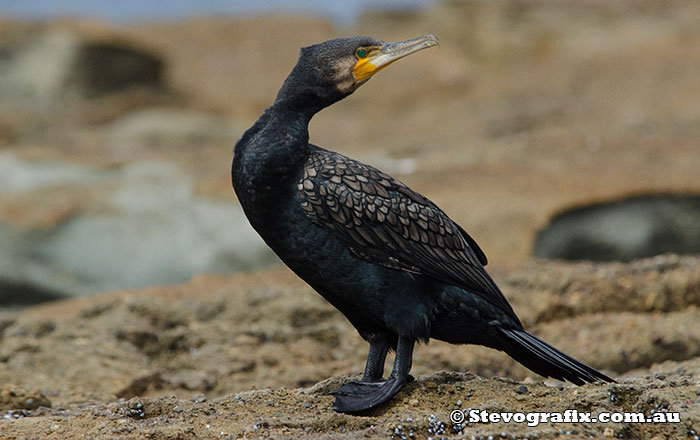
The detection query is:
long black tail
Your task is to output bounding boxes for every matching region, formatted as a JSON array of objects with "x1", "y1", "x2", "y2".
[{"x1": 499, "y1": 328, "x2": 615, "y2": 385}]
